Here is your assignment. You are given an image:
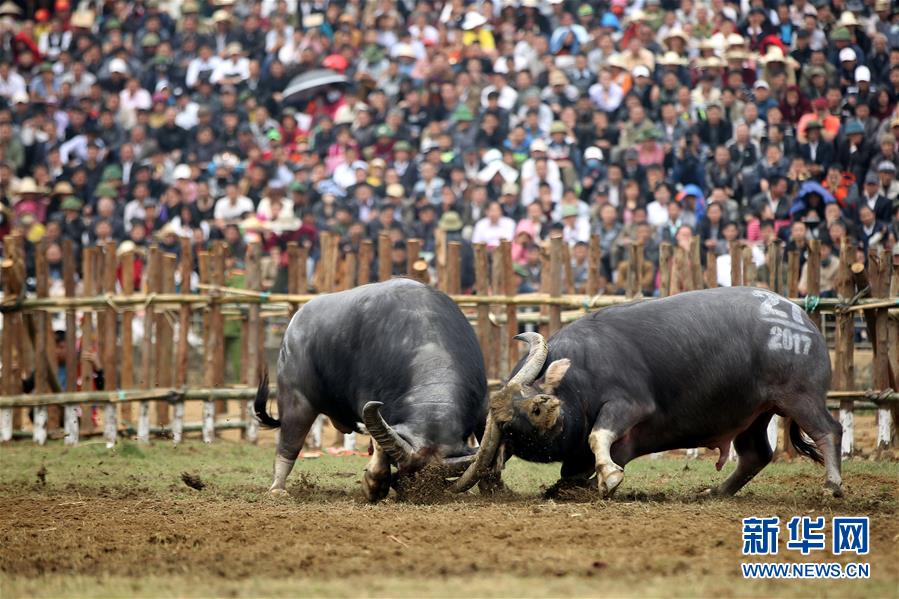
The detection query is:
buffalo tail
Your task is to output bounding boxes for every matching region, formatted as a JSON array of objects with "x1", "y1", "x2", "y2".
[
  {"x1": 789, "y1": 419, "x2": 824, "y2": 464},
  {"x1": 253, "y1": 367, "x2": 281, "y2": 428}
]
